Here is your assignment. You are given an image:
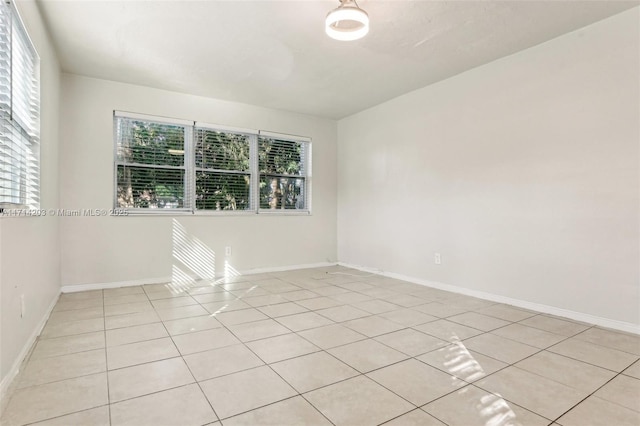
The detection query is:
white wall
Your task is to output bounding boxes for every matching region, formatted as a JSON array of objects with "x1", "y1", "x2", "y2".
[
  {"x1": 59, "y1": 74, "x2": 337, "y2": 287},
  {"x1": 0, "y1": 0, "x2": 61, "y2": 385},
  {"x1": 338, "y1": 9, "x2": 639, "y2": 328}
]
